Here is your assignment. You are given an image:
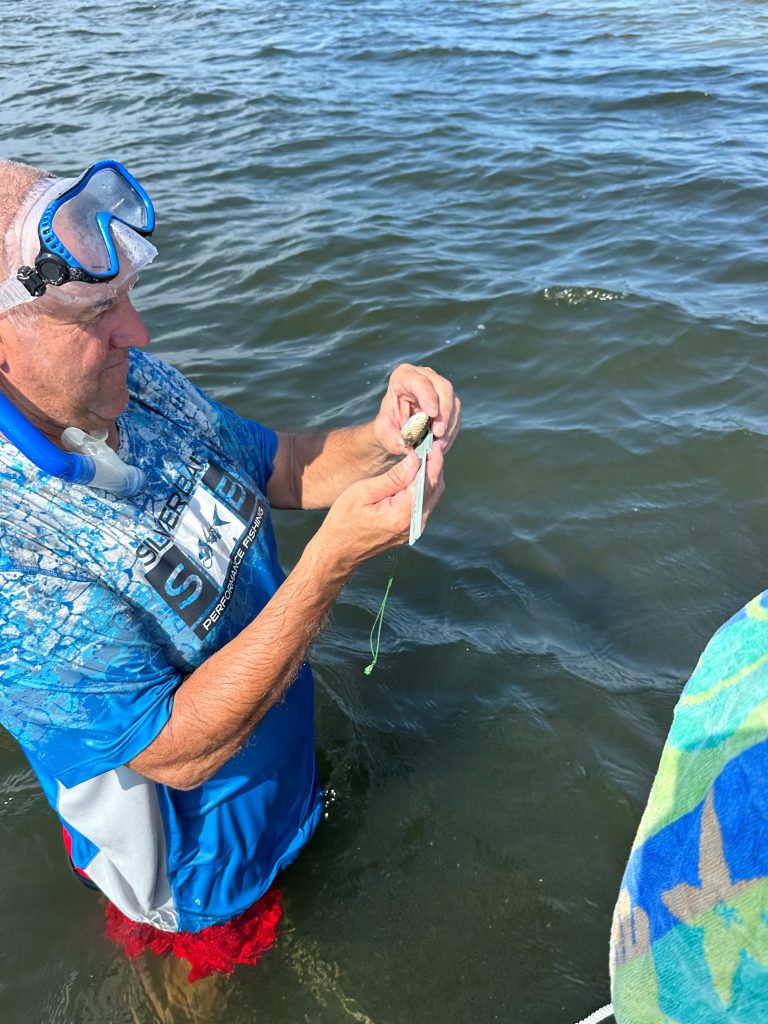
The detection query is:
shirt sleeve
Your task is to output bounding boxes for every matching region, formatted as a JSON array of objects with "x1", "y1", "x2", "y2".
[
  {"x1": 0, "y1": 569, "x2": 180, "y2": 788},
  {"x1": 204, "y1": 395, "x2": 279, "y2": 495},
  {"x1": 131, "y1": 353, "x2": 279, "y2": 495}
]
